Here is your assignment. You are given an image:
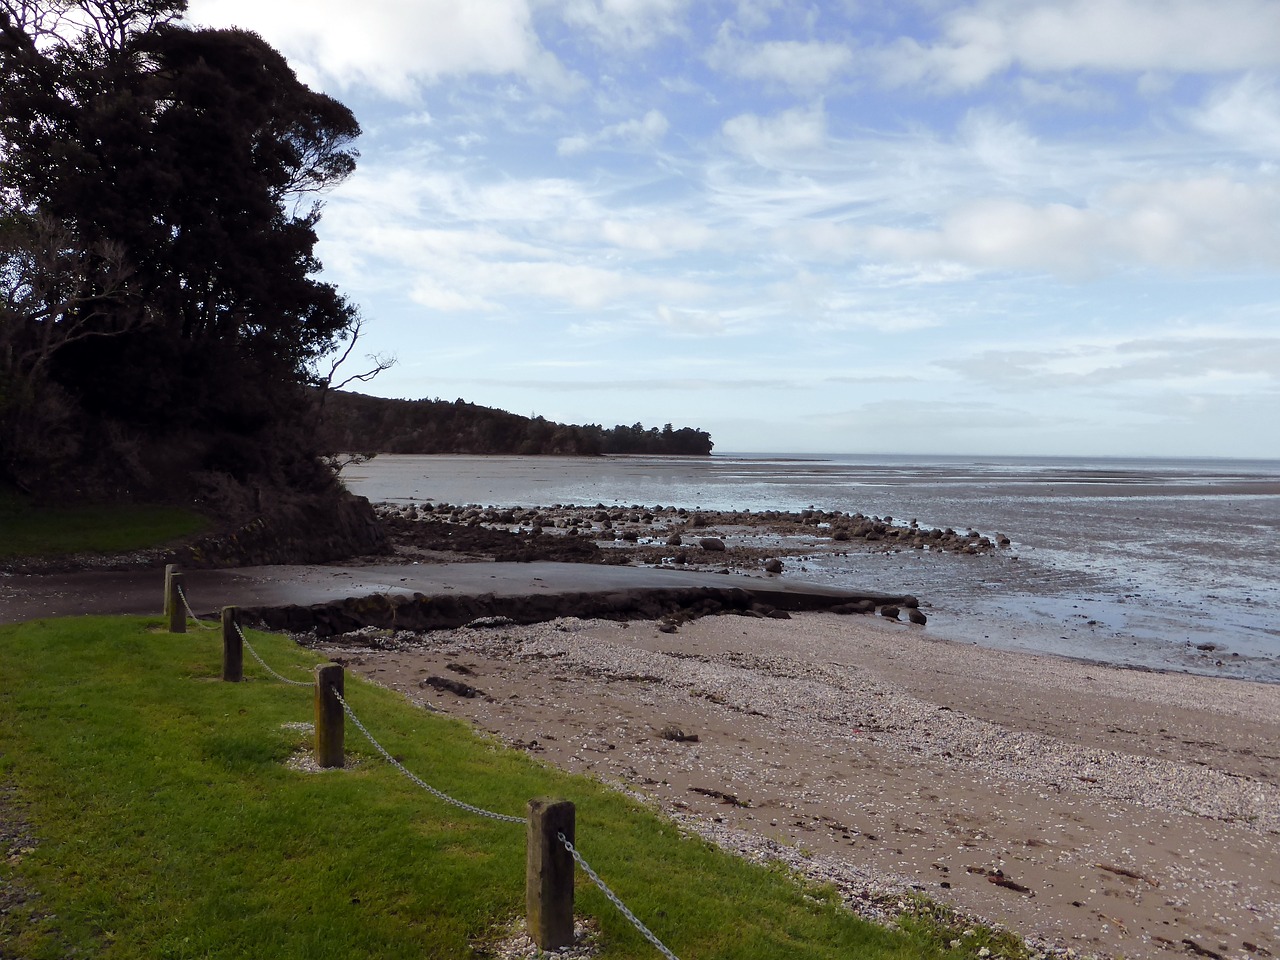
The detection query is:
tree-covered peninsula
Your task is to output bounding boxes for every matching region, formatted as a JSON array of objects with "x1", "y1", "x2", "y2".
[{"x1": 315, "y1": 391, "x2": 714, "y2": 457}]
